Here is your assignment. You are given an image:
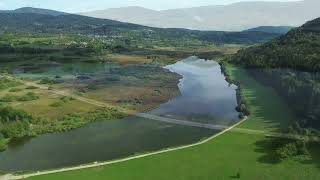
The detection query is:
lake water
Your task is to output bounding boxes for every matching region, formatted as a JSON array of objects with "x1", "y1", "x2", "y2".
[{"x1": 0, "y1": 57, "x2": 239, "y2": 172}]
